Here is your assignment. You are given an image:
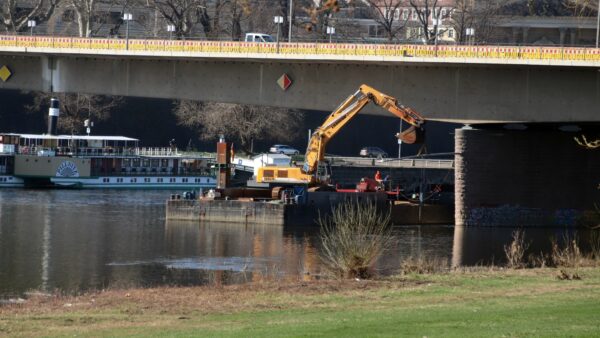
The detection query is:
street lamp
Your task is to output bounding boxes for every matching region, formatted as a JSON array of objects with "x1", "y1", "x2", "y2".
[
  {"x1": 466, "y1": 27, "x2": 475, "y2": 45},
  {"x1": 274, "y1": 15, "x2": 283, "y2": 52},
  {"x1": 596, "y1": 0, "x2": 599, "y2": 48},
  {"x1": 398, "y1": 119, "x2": 403, "y2": 159},
  {"x1": 123, "y1": 13, "x2": 133, "y2": 50},
  {"x1": 432, "y1": 18, "x2": 441, "y2": 53},
  {"x1": 167, "y1": 24, "x2": 175, "y2": 40},
  {"x1": 327, "y1": 26, "x2": 335, "y2": 43},
  {"x1": 288, "y1": 0, "x2": 293, "y2": 43},
  {"x1": 27, "y1": 20, "x2": 36, "y2": 36}
]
